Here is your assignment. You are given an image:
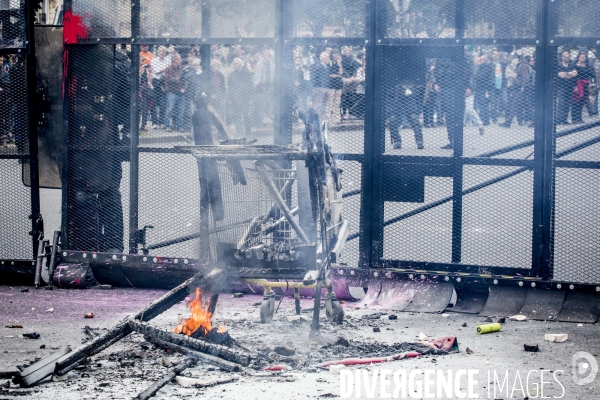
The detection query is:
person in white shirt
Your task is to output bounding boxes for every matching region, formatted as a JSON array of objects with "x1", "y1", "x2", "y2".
[{"x1": 150, "y1": 46, "x2": 171, "y2": 128}]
